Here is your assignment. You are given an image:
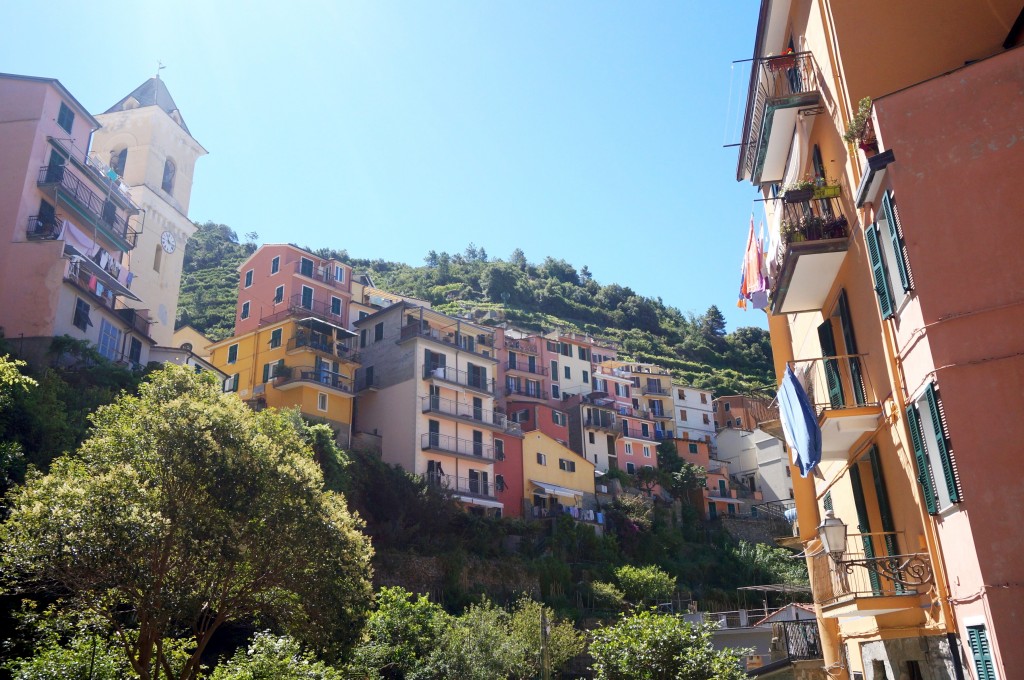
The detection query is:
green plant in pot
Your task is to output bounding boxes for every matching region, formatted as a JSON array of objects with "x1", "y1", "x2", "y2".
[{"x1": 843, "y1": 97, "x2": 876, "y2": 151}]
